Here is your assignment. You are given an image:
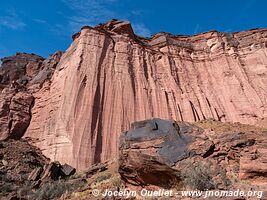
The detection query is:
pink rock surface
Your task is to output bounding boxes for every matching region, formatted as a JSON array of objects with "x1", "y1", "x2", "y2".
[{"x1": 22, "y1": 21, "x2": 267, "y2": 170}]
